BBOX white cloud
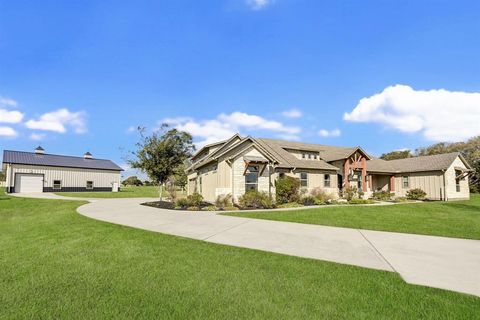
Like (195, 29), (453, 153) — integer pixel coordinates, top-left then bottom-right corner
(25, 108), (87, 134)
(318, 129), (341, 137)
(126, 126), (136, 134)
(0, 126), (18, 137)
(163, 111), (300, 147)
(281, 108), (303, 119)
(344, 84), (480, 142)
(0, 96), (18, 107)
(0, 109), (24, 123)
(246, 0), (274, 10)
(29, 133), (46, 141)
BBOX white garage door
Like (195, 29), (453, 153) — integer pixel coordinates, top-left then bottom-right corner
(15, 174), (44, 193)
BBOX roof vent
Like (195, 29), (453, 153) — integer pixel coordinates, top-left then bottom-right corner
(35, 146), (45, 154)
(84, 152), (93, 159)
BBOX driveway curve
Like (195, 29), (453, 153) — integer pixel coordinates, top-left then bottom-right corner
(13, 193), (480, 297)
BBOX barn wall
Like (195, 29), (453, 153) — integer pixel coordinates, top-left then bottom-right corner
(8, 164), (121, 192)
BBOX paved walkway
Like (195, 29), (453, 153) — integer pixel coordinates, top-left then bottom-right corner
(13, 193), (480, 297)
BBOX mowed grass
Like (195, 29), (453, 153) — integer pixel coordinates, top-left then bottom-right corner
(56, 186), (163, 198)
(225, 194), (480, 240)
(1, 191), (479, 318)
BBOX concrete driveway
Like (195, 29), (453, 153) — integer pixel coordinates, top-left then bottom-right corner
(14, 193), (480, 297)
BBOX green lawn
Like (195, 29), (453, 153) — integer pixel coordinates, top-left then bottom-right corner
(1, 191), (479, 318)
(55, 186), (163, 198)
(225, 194), (480, 240)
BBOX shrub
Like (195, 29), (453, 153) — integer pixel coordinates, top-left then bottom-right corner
(406, 188), (427, 200)
(310, 187), (335, 203)
(371, 190), (394, 201)
(275, 176), (300, 204)
(175, 198), (189, 209)
(348, 198), (373, 205)
(300, 195), (317, 206)
(239, 190), (275, 209)
(186, 192), (204, 208)
(202, 205), (216, 211)
(393, 197), (408, 203)
(343, 186), (358, 201)
(470, 184), (479, 194)
(215, 194), (233, 210)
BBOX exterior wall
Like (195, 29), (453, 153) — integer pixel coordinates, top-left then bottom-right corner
(292, 169), (339, 198)
(232, 147), (271, 201)
(195, 163), (218, 202)
(372, 175), (390, 192)
(394, 171), (444, 200)
(444, 157), (470, 200)
(7, 164), (121, 193)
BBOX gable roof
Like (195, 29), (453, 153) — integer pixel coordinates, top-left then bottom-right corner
(367, 152), (468, 174)
(255, 138), (339, 171)
(3, 150), (123, 171)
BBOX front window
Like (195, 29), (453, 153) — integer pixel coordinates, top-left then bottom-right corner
(86, 181), (93, 190)
(455, 170), (461, 192)
(245, 165), (259, 191)
(324, 174), (331, 188)
(53, 180), (62, 190)
(302, 153), (306, 159)
(402, 176), (409, 188)
(308, 154), (312, 159)
(300, 172), (308, 187)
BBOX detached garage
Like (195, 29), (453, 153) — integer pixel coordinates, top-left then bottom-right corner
(2, 147), (123, 194)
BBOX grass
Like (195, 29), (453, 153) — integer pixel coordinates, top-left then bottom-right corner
(1, 190), (479, 318)
(225, 194), (480, 240)
(56, 186), (167, 198)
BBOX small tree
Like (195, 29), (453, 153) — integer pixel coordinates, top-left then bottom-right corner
(122, 176), (143, 186)
(128, 124), (195, 200)
(0, 171), (5, 182)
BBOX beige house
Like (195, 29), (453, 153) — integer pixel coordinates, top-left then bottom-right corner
(187, 134), (473, 202)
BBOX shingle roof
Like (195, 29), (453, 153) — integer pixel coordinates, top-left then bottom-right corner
(367, 152), (465, 173)
(3, 150), (123, 171)
(255, 138), (340, 171)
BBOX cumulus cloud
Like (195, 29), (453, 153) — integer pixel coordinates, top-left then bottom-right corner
(0, 126), (18, 137)
(344, 84), (480, 142)
(25, 108), (87, 134)
(163, 111), (300, 147)
(246, 0), (274, 10)
(0, 96), (18, 107)
(29, 133), (46, 141)
(318, 129), (341, 137)
(0, 109), (24, 123)
(281, 108), (303, 119)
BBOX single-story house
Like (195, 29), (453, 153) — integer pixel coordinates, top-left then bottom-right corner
(187, 134), (473, 202)
(2, 147), (123, 193)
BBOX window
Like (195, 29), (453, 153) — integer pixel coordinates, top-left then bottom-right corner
(302, 153), (306, 159)
(300, 172), (308, 187)
(308, 154), (312, 159)
(314, 154), (317, 160)
(86, 181), (93, 190)
(53, 180), (62, 190)
(279, 172), (285, 179)
(324, 174), (331, 188)
(245, 165), (259, 191)
(455, 170), (461, 192)
(199, 177), (202, 194)
(402, 176), (409, 188)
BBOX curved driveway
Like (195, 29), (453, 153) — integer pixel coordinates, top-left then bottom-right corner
(14, 193), (480, 297)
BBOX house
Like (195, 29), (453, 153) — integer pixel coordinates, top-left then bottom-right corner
(186, 134), (473, 202)
(2, 147), (123, 193)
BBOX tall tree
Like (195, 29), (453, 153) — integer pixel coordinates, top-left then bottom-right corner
(128, 125), (195, 200)
(380, 150), (412, 160)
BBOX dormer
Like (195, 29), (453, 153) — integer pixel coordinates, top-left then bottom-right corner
(283, 148), (322, 161)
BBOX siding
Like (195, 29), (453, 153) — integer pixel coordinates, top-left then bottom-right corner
(394, 172), (443, 200)
(8, 164), (121, 192)
(232, 147), (271, 201)
(293, 169), (339, 197)
(445, 157), (470, 200)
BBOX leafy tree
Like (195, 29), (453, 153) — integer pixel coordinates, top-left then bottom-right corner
(174, 163), (188, 191)
(380, 150), (412, 160)
(128, 124), (195, 200)
(0, 171), (5, 182)
(122, 176), (143, 186)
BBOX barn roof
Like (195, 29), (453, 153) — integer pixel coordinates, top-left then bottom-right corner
(2, 150), (123, 171)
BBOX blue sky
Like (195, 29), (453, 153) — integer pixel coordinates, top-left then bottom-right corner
(1, 0), (480, 178)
